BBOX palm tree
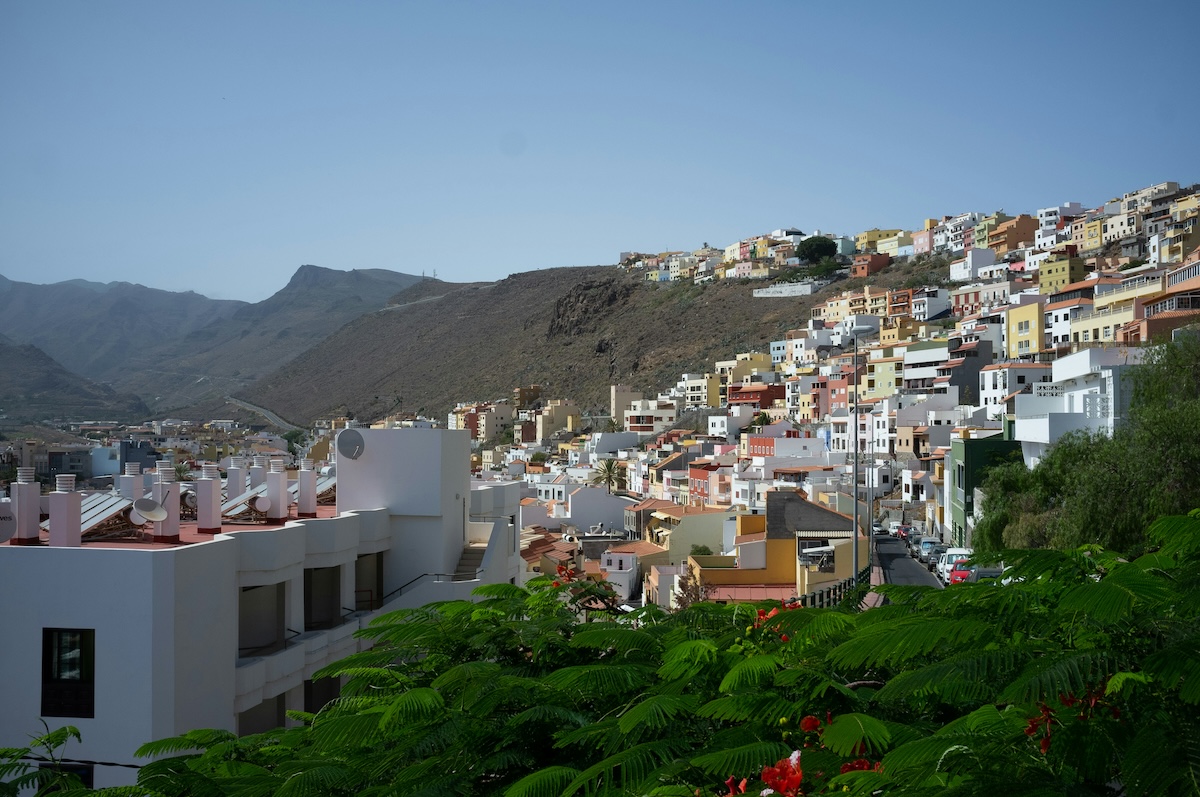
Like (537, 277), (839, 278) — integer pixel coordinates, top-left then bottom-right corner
(590, 459), (623, 494)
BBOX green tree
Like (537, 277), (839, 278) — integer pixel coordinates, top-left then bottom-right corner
(689, 544), (713, 556)
(282, 429), (307, 457)
(590, 458), (624, 493)
(17, 509), (1200, 795)
(976, 335), (1200, 554)
(809, 256), (842, 278)
(796, 236), (838, 264)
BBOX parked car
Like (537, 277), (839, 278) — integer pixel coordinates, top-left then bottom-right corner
(898, 525), (913, 540)
(926, 545), (948, 570)
(918, 539), (942, 564)
(948, 560), (973, 584)
(888, 521), (902, 536)
(938, 547), (973, 582)
(908, 534), (924, 557)
(966, 565), (1005, 583)
(871, 521), (884, 535)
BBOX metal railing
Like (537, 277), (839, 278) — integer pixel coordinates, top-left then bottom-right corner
(791, 566), (872, 609)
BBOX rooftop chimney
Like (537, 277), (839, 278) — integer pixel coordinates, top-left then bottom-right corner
(48, 475), (81, 548)
(197, 464), (222, 534)
(119, 462), (142, 500)
(266, 459), (288, 521)
(151, 462), (180, 543)
(297, 459), (317, 518)
(249, 456), (267, 490)
(227, 457), (247, 498)
(9, 467), (40, 545)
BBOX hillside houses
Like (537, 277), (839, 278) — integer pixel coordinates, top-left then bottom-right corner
(512, 179), (1200, 607)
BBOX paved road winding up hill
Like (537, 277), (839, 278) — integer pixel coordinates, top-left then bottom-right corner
(875, 536), (943, 588)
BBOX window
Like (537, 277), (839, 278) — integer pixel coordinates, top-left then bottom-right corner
(42, 629), (95, 718)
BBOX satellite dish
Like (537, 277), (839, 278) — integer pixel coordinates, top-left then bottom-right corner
(0, 500), (15, 543)
(128, 509), (147, 526)
(252, 495), (271, 512)
(337, 429), (366, 461)
(183, 490), (198, 508)
(132, 498), (168, 523)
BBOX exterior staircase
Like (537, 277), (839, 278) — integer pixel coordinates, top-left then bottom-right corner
(453, 544), (486, 581)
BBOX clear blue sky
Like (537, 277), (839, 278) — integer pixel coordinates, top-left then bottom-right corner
(2, 0), (1195, 301)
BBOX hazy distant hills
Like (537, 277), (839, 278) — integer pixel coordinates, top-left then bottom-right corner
(0, 339), (150, 421)
(0, 266), (423, 414)
(237, 267), (806, 425)
(0, 262), (848, 427)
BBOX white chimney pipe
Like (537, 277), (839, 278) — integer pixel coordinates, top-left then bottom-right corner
(10, 468), (41, 545)
(197, 464), (222, 534)
(48, 475), (81, 548)
(266, 459), (287, 520)
(151, 463), (180, 543)
(119, 462), (142, 500)
(297, 459), (317, 518)
(249, 456), (267, 490)
(227, 457), (246, 498)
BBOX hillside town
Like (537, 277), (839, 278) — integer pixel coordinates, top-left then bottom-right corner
(433, 178), (1200, 606)
(2, 178), (1199, 788)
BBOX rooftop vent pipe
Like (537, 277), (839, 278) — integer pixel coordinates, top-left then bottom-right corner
(48, 475), (81, 548)
(266, 459), (288, 520)
(297, 459), (316, 518)
(152, 462), (180, 543)
(10, 468), (41, 545)
(197, 464), (222, 534)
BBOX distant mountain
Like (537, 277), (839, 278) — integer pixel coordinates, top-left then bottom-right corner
(235, 267), (810, 426)
(0, 273), (243, 380)
(0, 266), (425, 413)
(0, 340), (150, 421)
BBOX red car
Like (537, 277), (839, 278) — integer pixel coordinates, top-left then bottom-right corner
(948, 559), (972, 584)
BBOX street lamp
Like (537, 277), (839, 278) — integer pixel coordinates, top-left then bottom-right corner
(845, 323), (875, 589)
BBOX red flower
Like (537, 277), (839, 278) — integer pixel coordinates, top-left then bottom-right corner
(723, 775), (746, 795)
(551, 581), (561, 587)
(1040, 735), (1051, 755)
(799, 715), (821, 732)
(761, 752), (803, 797)
(839, 758), (873, 774)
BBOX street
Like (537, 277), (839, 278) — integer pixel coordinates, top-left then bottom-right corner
(874, 535), (942, 588)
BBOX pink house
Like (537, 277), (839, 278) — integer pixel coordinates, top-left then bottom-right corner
(913, 229), (933, 256)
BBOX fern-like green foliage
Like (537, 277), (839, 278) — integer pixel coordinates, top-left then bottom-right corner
(12, 511), (1200, 797)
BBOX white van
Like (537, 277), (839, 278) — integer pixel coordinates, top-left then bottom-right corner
(888, 521), (903, 537)
(938, 547), (972, 582)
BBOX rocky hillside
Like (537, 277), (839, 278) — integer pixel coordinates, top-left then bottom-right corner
(235, 267), (824, 425)
(0, 340), (150, 421)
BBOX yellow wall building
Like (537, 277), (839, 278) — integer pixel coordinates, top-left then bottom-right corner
(1006, 301), (1045, 358)
(855, 228), (904, 252)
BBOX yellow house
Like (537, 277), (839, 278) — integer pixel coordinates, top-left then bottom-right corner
(855, 228), (904, 253)
(876, 232), (913, 259)
(1083, 218), (1105, 252)
(1006, 300), (1045, 358)
(863, 285), (890, 317)
(1039, 254), (1088, 295)
(862, 348), (904, 400)
(690, 490), (863, 602)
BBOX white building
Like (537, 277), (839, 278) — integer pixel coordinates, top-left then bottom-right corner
(949, 248), (997, 282)
(0, 428), (522, 788)
(1036, 202), (1085, 250)
(1012, 347), (1146, 467)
